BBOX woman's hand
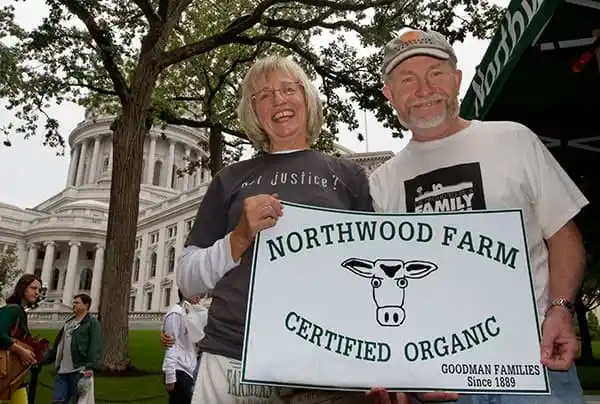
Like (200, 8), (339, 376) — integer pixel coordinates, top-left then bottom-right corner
(160, 331), (175, 348)
(15, 345), (37, 366)
(231, 193), (282, 260)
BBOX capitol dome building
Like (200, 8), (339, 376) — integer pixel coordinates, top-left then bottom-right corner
(0, 111), (394, 317)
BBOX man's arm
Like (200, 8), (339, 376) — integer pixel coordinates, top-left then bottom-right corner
(546, 221), (586, 304)
(85, 318), (103, 372)
(162, 312), (181, 385)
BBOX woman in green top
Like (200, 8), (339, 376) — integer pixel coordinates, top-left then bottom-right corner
(0, 274), (43, 404)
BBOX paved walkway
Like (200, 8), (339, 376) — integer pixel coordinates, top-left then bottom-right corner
(586, 395), (600, 403)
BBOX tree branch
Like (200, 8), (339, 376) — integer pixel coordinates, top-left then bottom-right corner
(159, 113), (248, 141)
(233, 34), (376, 96)
(57, 0), (130, 104)
(293, 0), (398, 11)
(263, 12), (369, 37)
(67, 82), (117, 96)
(158, 0), (169, 20)
(131, 0), (160, 25)
(159, 0), (282, 67)
(159, 0), (398, 68)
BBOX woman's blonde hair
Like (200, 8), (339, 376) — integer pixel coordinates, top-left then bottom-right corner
(237, 55), (324, 152)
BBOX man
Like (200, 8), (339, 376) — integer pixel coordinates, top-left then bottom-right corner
(161, 290), (205, 404)
(43, 293), (102, 403)
(368, 30), (589, 403)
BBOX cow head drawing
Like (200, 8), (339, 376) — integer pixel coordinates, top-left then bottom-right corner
(341, 258), (438, 327)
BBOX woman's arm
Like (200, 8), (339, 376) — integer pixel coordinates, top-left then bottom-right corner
(176, 176), (237, 299)
(0, 305), (22, 350)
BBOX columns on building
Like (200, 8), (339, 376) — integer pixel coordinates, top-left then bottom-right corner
(182, 146), (191, 190)
(146, 135), (157, 184)
(90, 244), (104, 311)
(75, 140), (88, 186)
(87, 136), (102, 184)
(166, 141), (175, 189)
(66, 146), (81, 187)
(25, 243), (38, 274)
(62, 241), (80, 305)
(40, 241), (56, 287)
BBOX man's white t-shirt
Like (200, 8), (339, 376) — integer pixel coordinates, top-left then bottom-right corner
(369, 120), (589, 317)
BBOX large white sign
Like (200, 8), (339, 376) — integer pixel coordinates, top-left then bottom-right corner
(241, 202), (550, 394)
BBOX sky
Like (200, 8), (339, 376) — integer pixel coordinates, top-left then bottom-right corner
(0, 0), (509, 209)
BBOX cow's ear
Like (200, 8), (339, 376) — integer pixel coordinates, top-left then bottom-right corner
(341, 258), (374, 278)
(405, 261), (438, 279)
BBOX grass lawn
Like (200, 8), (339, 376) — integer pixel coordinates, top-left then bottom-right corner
(28, 330), (600, 403)
(31, 329), (167, 404)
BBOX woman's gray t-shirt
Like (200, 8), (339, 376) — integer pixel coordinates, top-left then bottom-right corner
(185, 149), (374, 360)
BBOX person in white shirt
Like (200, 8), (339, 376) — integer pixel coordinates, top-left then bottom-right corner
(162, 291), (204, 404)
(368, 30), (589, 404)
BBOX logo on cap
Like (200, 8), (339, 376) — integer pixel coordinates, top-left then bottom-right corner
(399, 31), (420, 43)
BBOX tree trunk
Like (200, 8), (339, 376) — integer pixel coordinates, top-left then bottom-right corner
(209, 125), (224, 176)
(576, 293), (593, 362)
(98, 65), (161, 372)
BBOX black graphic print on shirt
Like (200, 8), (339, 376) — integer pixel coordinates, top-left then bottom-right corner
(404, 162), (487, 213)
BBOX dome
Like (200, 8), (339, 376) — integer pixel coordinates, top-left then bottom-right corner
(55, 199), (109, 213)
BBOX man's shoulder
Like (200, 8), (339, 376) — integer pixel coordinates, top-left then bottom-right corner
(471, 119), (536, 140)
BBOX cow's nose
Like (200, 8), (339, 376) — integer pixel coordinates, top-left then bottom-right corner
(376, 306), (406, 327)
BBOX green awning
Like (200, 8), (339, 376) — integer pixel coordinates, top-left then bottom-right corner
(460, 0), (563, 119)
(460, 0), (600, 159)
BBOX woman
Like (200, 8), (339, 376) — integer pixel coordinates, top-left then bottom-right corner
(0, 274), (43, 404)
(176, 55), (375, 403)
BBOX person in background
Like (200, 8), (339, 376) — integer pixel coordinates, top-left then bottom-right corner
(369, 29), (588, 404)
(42, 294), (102, 404)
(162, 290), (203, 404)
(0, 274), (43, 404)
(176, 55), (375, 403)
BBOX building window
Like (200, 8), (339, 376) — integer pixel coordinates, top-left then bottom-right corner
(79, 268), (92, 290)
(150, 253), (157, 278)
(34, 268), (42, 278)
(167, 247), (175, 273)
(150, 232), (159, 245)
(152, 160), (163, 186)
(129, 296), (136, 312)
(146, 292), (153, 311)
(164, 288), (171, 307)
(135, 238), (142, 249)
(185, 219), (194, 234)
(51, 268), (60, 290)
(167, 225), (177, 239)
(133, 258), (140, 282)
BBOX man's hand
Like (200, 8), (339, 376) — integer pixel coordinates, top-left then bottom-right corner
(367, 388), (459, 403)
(81, 370), (93, 378)
(165, 383), (175, 392)
(160, 331), (175, 348)
(540, 306), (578, 370)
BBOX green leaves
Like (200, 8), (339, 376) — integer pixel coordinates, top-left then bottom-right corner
(0, 0), (503, 162)
(0, 248), (22, 299)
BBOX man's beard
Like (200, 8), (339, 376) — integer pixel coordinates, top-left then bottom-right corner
(399, 96), (459, 131)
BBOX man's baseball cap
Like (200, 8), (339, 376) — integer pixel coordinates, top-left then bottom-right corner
(382, 30), (457, 75)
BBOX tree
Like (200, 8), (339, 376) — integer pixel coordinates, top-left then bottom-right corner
(0, 0), (503, 371)
(588, 311), (600, 341)
(576, 252), (600, 362)
(0, 248), (22, 301)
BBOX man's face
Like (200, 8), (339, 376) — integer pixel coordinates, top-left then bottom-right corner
(383, 55), (462, 131)
(72, 297), (87, 313)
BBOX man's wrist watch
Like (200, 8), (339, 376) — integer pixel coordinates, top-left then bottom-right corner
(546, 297), (575, 317)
